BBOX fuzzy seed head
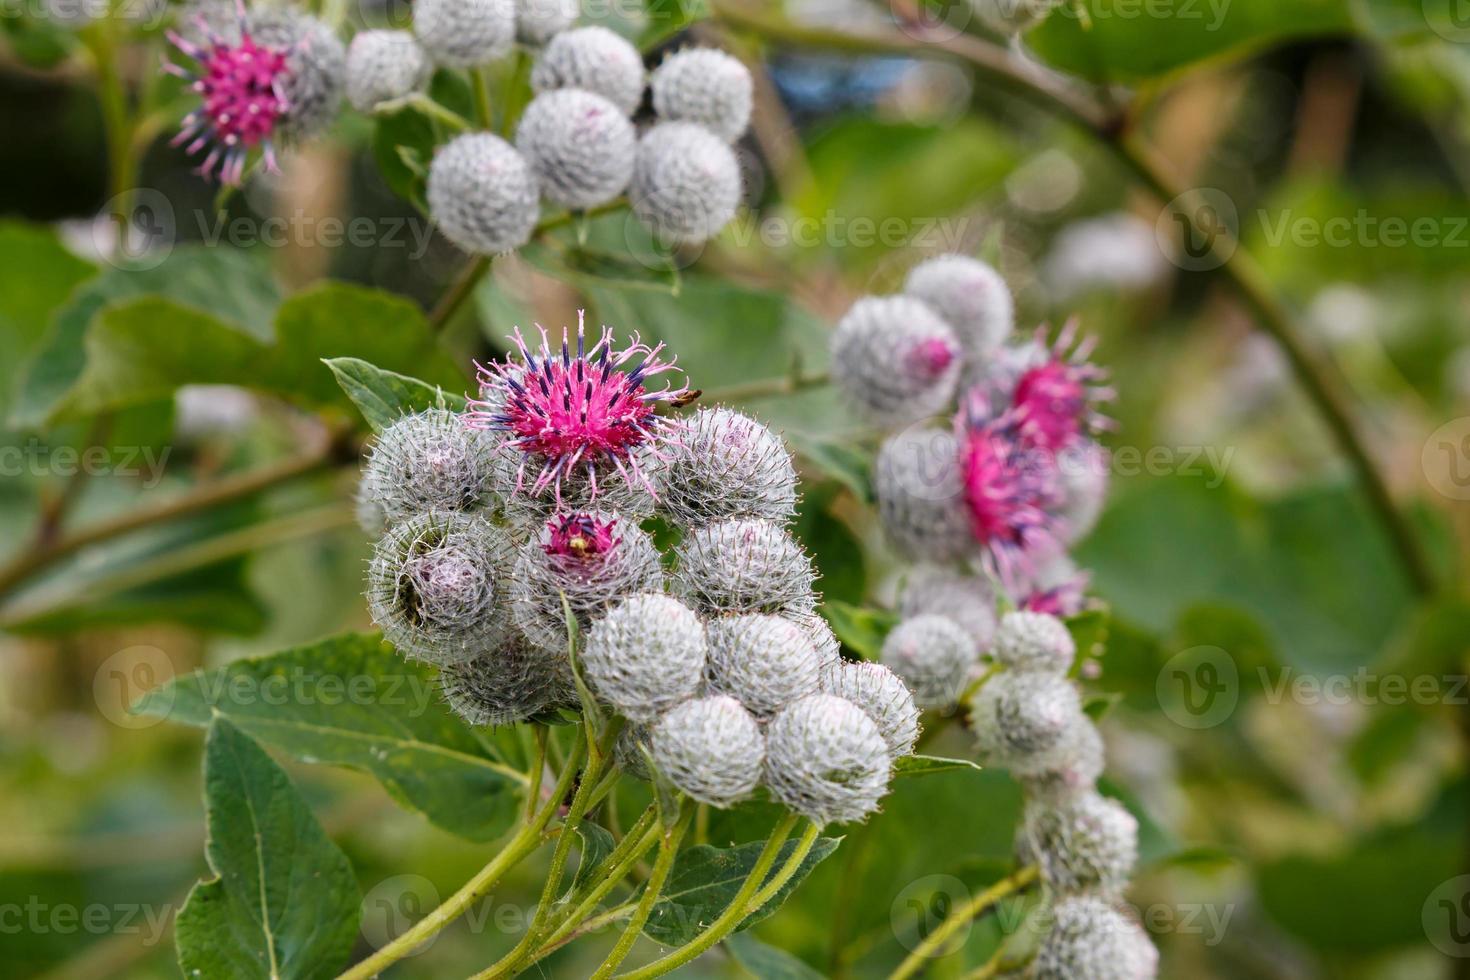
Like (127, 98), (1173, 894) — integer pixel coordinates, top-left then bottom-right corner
(515, 89), (636, 210)
(649, 48), (753, 142)
(880, 614), (979, 709)
(898, 564), (997, 651)
(970, 671), (1083, 762)
(830, 296), (962, 426)
(531, 26), (645, 115)
(1033, 896), (1158, 980)
(511, 512), (664, 653)
(672, 518), (817, 617)
(440, 634), (572, 726)
(1020, 791), (1138, 898)
(413, 0), (514, 68)
(873, 428), (974, 563)
(582, 593), (708, 722)
(515, 0), (578, 45)
(994, 610), (1074, 673)
(903, 255), (1013, 358)
(361, 409), (501, 525)
(764, 693), (892, 825)
(366, 511), (515, 665)
(656, 407), (797, 528)
(346, 30), (431, 112)
(630, 121), (742, 245)
(427, 132), (541, 255)
(705, 614), (823, 718)
(652, 695), (765, 807)
(821, 660), (920, 758)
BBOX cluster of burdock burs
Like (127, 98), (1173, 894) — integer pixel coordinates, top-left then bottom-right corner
(360, 318), (919, 827)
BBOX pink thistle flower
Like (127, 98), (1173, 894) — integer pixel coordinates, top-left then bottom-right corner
(1020, 573), (1089, 618)
(542, 512), (621, 562)
(166, 2), (293, 185)
(1011, 319), (1114, 454)
(467, 312), (690, 503)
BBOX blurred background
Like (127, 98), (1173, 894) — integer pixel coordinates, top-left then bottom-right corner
(1, 0), (1468, 976)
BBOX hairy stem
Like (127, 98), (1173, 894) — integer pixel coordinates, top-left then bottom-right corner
(531, 805), (662, 956)
(588, 801), (697, 979)
(887, 865), (1040, 980)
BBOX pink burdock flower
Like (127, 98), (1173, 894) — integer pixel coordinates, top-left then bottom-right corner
(467, 313), (691, 502)
(543, 511), (620, 561)
(1021, 572), (1089, 618)
(1011, 320), (1114, 453)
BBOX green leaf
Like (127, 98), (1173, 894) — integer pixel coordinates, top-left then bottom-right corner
(725, 931), (827, 979)
(175, 718), (359, 980)
(324, 357), (468, 432)
(1065, 606), (1110, 663)
(0, 222), (95, 412)
(1081, 690), (1122, 721)
(785, 434), (874, 504)
(643, 836), (842, 945)
(821, 601), (898, 662)
(893, 754), (985, 777)
(525, 240), (682, 295)
(567, 822), (618, 898)
(133, 632), (527, 841)
(372, 106), (436, 207)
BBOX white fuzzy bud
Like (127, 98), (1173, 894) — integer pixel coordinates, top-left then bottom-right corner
(427, 133), (541, 255)
(656, 408), (797, 528)
(672, 518), (816, 617)
(1034, 896), (1158, 980)
(1020, 791), (1138, 898)
(880, 614), (979, 709)
(873, 428), (974, 563)
(652, 695), (765, 807)
(994, 610), (1075, 673)
(765, 693), (892, 825)
(361, 409), (501, 525)
(821, 660), (920, 758)
(582, 593), (708, 723)
(366, 512), (515, 665)
(440, 634), (572, 726)
(971, 672), (1085, 775)
(630, 122), (742, 245)
(251, 11), (346, 140)
(705, 614), (823, 718)
(515, 0), (577, 45)
(1020, 715), (1105, 798)
(804, 615), (843, 671)
(898, 565), (997, 652)
(830, 296), (962, 426)
(649, 48), (752, 142)
(413, 0), (515, 68)
(531, 26), (645, 115)
(902, 255), (1013, 359)
(515, 89), (636, 210)
(346, 30), (432, 112)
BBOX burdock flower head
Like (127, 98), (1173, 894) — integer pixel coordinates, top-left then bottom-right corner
(167, 1), (344, 184)
(466, 314), (691, 504)
(1010, 321), (1114, 454)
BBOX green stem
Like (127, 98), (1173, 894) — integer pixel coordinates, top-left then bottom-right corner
(335, 739), (588, 980)
(587, 801), (696, 979)
(886, 866), (1040, 980)
(532, 805), (661, 955)
(472, 68), (495, 129)
(614, 817), (814, 980)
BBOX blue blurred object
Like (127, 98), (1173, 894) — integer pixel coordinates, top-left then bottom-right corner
(768, 54), (915, 118)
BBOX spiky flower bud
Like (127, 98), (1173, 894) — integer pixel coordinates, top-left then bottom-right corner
(413, 0), (514, 68)
(427, 133), (541, 255)
(830, 296), (962, 426)
(652, 695), (765, 807)
(515, 89), (636, 210)
(1033, 896), (1158, 980)
(805, 615), (843, 671)
(649, 48), (752, 142)
(1020, 791), (1138, 898)
(1019, 714), (1105, 796)
(361, 409), (501, 525)
(582, 593), (708, 723)
(898, 564), (997, 651)
(902, 255), (1013, 358)
(440, 634), (571, 726)
(764, 693), (892, 825)
(346, 30), (431, 112)
(705, 614), (823, 718)
(531, 26), (645, 116)
(994, 610), (1074, 673)
(821, 660), (920, 758)
(880, 614), (979, 709)
(873, 428), (974, 563)
(497, 454), (658, 533)
(366, 512), (515, 665)
(672, 518), (816, 617)
(615, 723), (653, 780)
(511, 512), (664, 653)
(970, 671), (1082, 760)
(656, 407), (797, 528)
(629, 122), (742, 245)
(515, 0), (577, 46)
